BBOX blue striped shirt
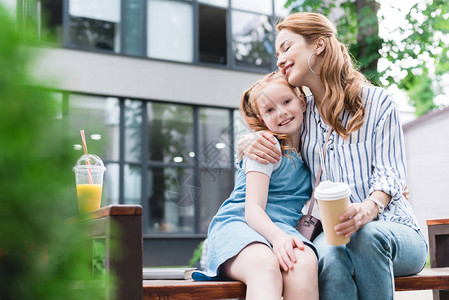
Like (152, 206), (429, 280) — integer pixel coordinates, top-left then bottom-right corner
(301, 85), (421, 232)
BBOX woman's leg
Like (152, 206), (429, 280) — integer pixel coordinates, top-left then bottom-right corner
(282, 245), (319, 300)
(314, 233), (357, 300)
(346, 221), (427, 300)
(222, 242), (282, 300)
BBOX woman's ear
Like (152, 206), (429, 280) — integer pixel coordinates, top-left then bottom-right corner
(315, 37), (326, 56)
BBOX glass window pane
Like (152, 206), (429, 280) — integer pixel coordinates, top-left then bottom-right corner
(68, 95), (120, 161)
(275, 0), (289, 17)
(147, 102), (194, 164)
(103, 163), (119, 205)
(124, 164), (142, 204)
(233, 108), (252, 152)
(199, 4), (227, 65)
(125, 100), (143, 163)
(232, 0), (272, 15)
(232, 11), (274, 70)
(198, 0), (228, 7)
(198, 108), (231, 168)
(147, 0), (193, 62)
(68, 0), (121, 52)
(147, 167), (196, 233)
(123, 0), (144, 55)
(199, 169), (233, 233)
(41, 0), (63, 43)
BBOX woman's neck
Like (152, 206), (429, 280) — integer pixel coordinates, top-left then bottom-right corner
(307, 80), (326, 110)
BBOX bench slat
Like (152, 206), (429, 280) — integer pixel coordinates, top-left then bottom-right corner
(395, 267), (449, 291)
(143, 268), (449, 299)
(143, 280), (246, 300)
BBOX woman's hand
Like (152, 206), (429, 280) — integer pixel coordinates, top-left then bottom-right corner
(237, 131), (281, 164)
(271, 234), (305, 272)
(334, 201), (378, 238)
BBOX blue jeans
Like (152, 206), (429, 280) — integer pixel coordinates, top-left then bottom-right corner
(314, 220), (428, 300)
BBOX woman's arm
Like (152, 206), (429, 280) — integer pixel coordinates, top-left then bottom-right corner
(245, 171), (305, 271)
(237, 132), (282, 164)
(336, 95), (405, 237)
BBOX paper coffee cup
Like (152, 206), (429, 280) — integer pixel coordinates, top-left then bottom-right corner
(315, 181), (351, 246)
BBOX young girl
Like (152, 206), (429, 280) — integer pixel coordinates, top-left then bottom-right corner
(192, 72), (319, 300)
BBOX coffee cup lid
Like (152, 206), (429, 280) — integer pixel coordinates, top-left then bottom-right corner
(314, 181), (351, 201)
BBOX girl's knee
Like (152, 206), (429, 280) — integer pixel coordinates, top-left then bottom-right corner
(232, 243), (281, 278)
(295, 246), (318, 271)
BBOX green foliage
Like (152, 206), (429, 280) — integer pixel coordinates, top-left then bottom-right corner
(189, 241), (204, 268)
(284, 0), (382, 84)
(0, 4), (103, 300)
(382, 0), (447, 116)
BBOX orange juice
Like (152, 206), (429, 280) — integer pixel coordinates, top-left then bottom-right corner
(76, 184), (102, 214)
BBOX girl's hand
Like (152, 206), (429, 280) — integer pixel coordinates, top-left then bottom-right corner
(237, 131), (281, 164)
(271, 234), (305, 271)
(334, 201), (378, 238)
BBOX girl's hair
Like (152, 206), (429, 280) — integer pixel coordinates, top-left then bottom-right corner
(277, 12), (369, 138)
(240, 71), (305, 156)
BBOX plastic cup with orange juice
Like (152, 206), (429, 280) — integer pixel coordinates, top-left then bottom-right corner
(73, 154), (106, 214)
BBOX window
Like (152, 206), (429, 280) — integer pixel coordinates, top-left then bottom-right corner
(22, 0), (281, 71)
(68, 95), (120, 205)
(68, 0), (121, 51)
(232, 10), (274, 70)
(123, 0), (145, 55)
(198, 0), (227, 7)
(147, 102), (194, 164)
(68, 95), (120, 161)
(198, 4), (227, 65)
(147, 0), (194, 62)
(232, 0), (272, 15)
(64, 93), (237, 235)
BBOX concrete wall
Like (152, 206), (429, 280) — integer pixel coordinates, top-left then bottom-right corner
(403, 107), (449, 240)
(32, 47), (263, 108)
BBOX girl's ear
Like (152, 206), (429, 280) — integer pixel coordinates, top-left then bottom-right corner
(315, 37), (326, 56)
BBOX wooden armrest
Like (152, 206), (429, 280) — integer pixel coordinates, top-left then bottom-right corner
(427, 218), (449, 226)
(66, 204), (142, 224)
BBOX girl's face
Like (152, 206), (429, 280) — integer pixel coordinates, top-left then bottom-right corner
(256, 81), (305, 138)
(275, 29), (317, 87)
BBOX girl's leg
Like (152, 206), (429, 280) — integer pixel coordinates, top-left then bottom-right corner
(282, 245), (319, 300)
(222, 242), (282, 300)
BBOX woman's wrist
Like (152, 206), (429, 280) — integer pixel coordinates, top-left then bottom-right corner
(362, 199), (380, 221)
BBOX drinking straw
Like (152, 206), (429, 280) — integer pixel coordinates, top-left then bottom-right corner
(80, 130), (93, 184)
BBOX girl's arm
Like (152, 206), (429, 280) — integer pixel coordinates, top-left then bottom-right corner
(245, 171), (305, 272)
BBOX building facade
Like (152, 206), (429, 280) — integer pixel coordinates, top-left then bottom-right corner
(403, 106), (449, 242)
(11, 0), (289, 266)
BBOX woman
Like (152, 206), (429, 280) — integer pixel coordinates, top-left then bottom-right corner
(238, 12), (427, 300)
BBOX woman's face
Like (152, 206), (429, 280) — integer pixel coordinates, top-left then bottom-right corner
(275, 29), (317, 87)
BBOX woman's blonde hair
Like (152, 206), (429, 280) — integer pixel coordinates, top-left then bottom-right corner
(240, 71), (305, 156)
(277, 12), (369, 138)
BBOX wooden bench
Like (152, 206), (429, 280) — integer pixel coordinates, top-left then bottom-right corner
(142, 267), (449, 299)
(77, 207), (449, 299)
(142, 218), (449, 300)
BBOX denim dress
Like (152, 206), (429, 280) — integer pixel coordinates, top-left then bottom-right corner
(193, 149), (313, 281)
